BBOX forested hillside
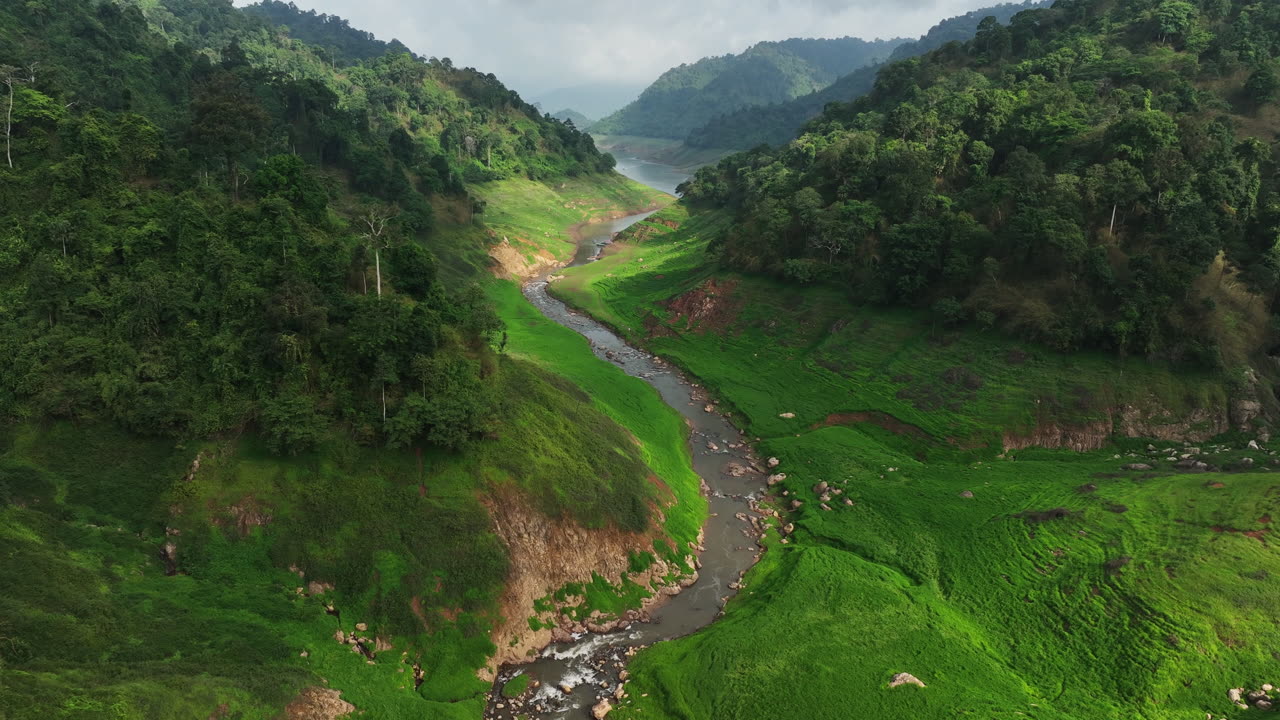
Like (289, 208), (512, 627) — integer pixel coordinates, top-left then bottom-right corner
(687, 1), (1050, 150)
(241, 0), (412, 65)
(0, 0), (613, 445)
(592, 36), (905, 140)
(681, 0), (1280, 367)
(0, 0), (689, 716)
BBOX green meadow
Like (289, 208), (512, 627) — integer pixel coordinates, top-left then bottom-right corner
(554, 206), (1280, 719)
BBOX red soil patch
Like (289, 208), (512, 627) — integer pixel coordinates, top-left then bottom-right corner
(661, 278), (743, 334)
(1261, 515), (1272, 524)
(1210, 526), (1270, 545)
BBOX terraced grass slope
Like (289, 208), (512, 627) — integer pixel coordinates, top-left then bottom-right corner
(552, 206), (1280, 719)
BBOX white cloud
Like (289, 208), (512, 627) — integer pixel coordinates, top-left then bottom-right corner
(246, 0), (1011, 95)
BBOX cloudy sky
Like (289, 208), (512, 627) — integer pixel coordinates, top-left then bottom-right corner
(240, 0), (1010, 97)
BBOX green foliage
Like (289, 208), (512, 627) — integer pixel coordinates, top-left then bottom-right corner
(682, 0), (1280, 364)
(241, 0), (406, 66)
(500, 673), (530, 698)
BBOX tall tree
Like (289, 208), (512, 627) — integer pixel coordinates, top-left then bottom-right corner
(359, 205), (399, 297)
(0, 65), (22, 169)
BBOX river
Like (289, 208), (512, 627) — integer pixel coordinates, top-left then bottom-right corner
(484, 165), (770, 718)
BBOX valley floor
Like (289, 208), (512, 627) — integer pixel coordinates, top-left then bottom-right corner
(551, 205), (1280, 720)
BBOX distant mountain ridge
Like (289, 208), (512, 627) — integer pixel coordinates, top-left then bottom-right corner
(551, 108), (594, 128)
(686, 0), (1052, 151)
(532, 82), (646, 122)
(593, 35), (906, 141)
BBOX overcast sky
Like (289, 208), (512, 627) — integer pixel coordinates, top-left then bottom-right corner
(238, 0), (1012, 97)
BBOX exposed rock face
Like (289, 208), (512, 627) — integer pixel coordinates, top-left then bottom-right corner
(1003, 398), (1246, 452)
(212, 497), (273, 537)
(489, 236), (558, 279)
(481, 486), (679, 674)
(284, 687), (355, 720)
(888, 673), (926, 689)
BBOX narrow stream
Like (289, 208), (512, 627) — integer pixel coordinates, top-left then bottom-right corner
(485, 171), (770, 719)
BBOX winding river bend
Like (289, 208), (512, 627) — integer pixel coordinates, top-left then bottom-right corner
(485, 166), (769, 719)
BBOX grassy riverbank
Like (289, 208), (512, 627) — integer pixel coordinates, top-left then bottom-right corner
(553, 206), (1280, 720)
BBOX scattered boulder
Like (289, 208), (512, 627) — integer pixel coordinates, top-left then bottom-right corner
(307, 581), (334, 596)
(960, 490), (975, 499)
(1122, 463), (1154, 471)
(1249, 440), (1261, 450)
(779, 412), (796, 419)
(355, 623), (368, 632)
(791, 500), (804, 510)
(814, 481), (829, 494)
(767, 473), (787, 486)
(284, 687), (355, 720)
(888, 673), (926, 689)
(591, 699), (612, 719)
(767, 457), (781, 468)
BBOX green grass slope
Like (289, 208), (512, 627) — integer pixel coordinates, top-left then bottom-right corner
(0, 346), (688, 716)
(552, 206), (1280, 719)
